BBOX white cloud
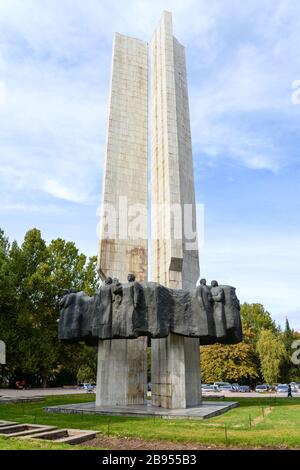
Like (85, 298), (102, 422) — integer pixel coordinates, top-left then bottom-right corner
(44, 179), (86, 203)
(0, 202), (63, 214)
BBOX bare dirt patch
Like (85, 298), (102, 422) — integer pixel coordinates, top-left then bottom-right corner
(81, 435), (220, 450)
(80, 434), (297, 451)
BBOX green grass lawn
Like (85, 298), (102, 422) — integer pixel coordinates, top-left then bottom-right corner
(0, 435), (84, 450)
(0, 394), (300, 449)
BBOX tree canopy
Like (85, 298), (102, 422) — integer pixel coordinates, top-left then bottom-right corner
(0, 227), (99, 387)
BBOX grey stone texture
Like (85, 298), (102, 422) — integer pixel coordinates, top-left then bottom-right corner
(58, 282), (242, 344)
(95, 33), (149, 406)
(150, 11), (201, 408)
(44, 400), (239, 420)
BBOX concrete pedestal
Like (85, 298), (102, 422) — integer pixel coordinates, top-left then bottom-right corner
(45, 401), (238, 420)
(96, 337), (147, 406)
(151, 334), (201, 409)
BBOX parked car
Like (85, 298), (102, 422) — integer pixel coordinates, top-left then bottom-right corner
(231, 383), (240, 391)
(201, 384), (219, 392)
(255, 384), (270, 393)
(239, 385), (251, 393)
(213, 382), (233, 391)
(276, 384), (289, 393)
(82, 383), (95, 393)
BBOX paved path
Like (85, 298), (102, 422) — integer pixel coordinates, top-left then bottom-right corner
(0, 387), (86, 398)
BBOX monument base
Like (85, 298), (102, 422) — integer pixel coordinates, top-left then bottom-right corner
(44, 400), (238, 420)
(96, 337), (147, 406)
(152, 335), (201, 408)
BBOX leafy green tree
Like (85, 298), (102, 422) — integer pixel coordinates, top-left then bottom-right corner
(200, 328), (259, 384)
(241, 303), (277, 343)
(82, 256), (100, 296)
(280, 318), (294, 382)
(0, 227), (99, 387)
(256, 329), (287, 384)
(77, 365), (96, 384)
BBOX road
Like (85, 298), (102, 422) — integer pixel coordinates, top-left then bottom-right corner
(202, 390), (300, 398)
(0, 387), (87, 398)
(1, 387), (299, 400)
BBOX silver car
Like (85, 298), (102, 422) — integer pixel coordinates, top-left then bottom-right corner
(255, 384), (269, 393)
(214, 382), (233, 391)
(276, 384), (289, 393)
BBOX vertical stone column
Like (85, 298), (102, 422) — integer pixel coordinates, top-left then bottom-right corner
(151, 11), (201, 408)
(96, 34), (148, 407)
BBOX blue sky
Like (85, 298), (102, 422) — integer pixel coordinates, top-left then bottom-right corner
(0, 0), (299, 329)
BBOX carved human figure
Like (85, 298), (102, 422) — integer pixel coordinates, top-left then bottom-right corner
(194, 278), (214, 337)
(58, 288), (92, 342)
(111, 273), (146, 337)
(91, 277), (113, 339)
(108, 277), (122, 337)
(112, 277), (123, 307)
(127, 273), (147, 336)
(127, 274), (144, 311)
(197, 279), (213, 311)
(221, 285), (243, 343)
(210, 280), (226, 338)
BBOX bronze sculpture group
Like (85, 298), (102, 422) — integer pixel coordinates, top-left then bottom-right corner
(58, 275), (242, 346)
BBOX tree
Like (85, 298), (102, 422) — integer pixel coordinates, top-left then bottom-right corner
(256, 329), (287, 384)
(282, 318), (293, 353)
(279, 318), (294, 382)
(77, 366), (96, 384)
(241, 303), (277, 344)
(82, 256), (100, 296)
(200, 328), (259, 384)
(0, 227), (99, 387)
(76, 346), (97, 384)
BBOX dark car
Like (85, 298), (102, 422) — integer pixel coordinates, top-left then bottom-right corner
(239, 385), (251, 393)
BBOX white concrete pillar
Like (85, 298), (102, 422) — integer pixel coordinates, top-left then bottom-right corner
(96, 33), (148, 406)
(150, 12), (201, 408)
(96, 337), (147, 406)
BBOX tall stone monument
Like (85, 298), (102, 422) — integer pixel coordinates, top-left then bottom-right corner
(151, 12), (201, 408)
(58, 11), (242, 412)
(96, 33), (148, 406)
